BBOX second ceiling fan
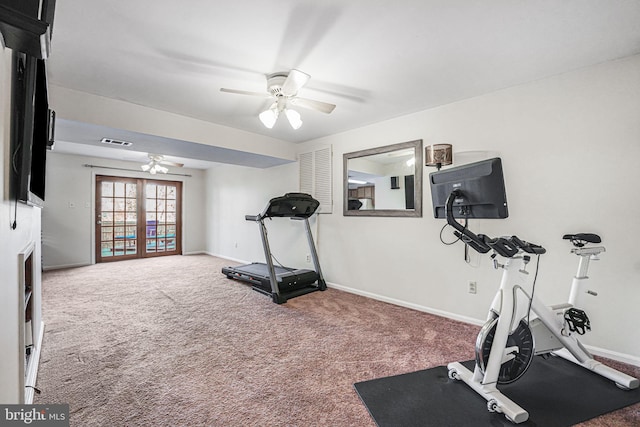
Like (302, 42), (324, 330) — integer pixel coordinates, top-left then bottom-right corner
(141, 154), (183, 174)
(220, 69), (336, 129)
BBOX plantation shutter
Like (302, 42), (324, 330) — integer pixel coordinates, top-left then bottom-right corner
(299, 146), (332, 213)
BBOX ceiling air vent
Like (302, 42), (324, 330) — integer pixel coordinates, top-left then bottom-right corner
(101, 138), (133, 147)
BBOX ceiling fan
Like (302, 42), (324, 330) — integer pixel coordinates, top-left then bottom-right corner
(220, 69), (336, 129)
(141, 154), (183, 174)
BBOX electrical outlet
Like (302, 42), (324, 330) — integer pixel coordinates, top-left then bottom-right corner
(468, 281), (477, 294)
(306, 254), (311, 263)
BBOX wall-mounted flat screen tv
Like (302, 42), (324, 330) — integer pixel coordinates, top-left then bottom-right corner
(429, 157), (508, 219)
(10, 51), (55, 208)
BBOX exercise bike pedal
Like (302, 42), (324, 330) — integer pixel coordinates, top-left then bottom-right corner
(564, 308), (591, 335)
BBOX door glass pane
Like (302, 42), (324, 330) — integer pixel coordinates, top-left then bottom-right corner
(166, 238), (176, 250)
(101, 228), (113, 241)
(101, 198), (113, 211)
(114, 182), (125, 197)
(126, 183), (136, 198)
(114, 198), (125, 211)
(144, 183), (178, 255)
(102, 182), (113, 197)
(99, 179), (137, 261)
(101, 242), (113, 257)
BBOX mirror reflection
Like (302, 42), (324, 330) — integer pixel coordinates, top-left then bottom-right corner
(343, 139), (423, 217)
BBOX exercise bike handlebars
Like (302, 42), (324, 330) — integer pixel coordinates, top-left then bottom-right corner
(445, 190), (546, 258)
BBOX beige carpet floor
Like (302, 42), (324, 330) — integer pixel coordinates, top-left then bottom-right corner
(35, 254), (639, 426)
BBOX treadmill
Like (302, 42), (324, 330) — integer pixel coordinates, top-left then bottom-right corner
(222, 193), (327, 304)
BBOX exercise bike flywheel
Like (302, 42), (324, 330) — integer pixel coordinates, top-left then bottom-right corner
(475, 317), (534, 384)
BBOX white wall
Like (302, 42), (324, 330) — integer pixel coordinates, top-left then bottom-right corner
(205, 161), (316, 269)
(209, 54), (640, 363)
(0, 44), (43, 402)
(42, 151), (207, 269)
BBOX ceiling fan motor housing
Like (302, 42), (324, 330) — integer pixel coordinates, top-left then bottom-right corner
(266, 72), (289, 96)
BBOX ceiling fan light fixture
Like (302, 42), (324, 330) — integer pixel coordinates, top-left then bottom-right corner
(148, 163), (168, 175)
(221, 68), (335, 131)
(141, 154), (181, 174)
(259, 108), (278, 129)
(285, 109), (302, 130)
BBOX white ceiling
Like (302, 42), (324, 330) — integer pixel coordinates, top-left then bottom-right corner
(47, 0), (640, 169)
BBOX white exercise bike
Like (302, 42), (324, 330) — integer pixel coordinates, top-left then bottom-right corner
(444, 193), (639, 424)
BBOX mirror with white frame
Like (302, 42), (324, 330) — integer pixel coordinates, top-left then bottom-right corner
(343, 139), (423, 217)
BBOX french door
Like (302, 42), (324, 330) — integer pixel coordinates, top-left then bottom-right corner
(95, 176), (182, 262)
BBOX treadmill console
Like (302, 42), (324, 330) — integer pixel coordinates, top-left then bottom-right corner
(262, 193), (319, 219)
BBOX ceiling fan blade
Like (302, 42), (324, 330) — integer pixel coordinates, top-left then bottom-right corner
(159, 160), (184, 167)
(290, 97), (336, 114)
(281, 69), (310, 97)
(220, 88), (271, 98)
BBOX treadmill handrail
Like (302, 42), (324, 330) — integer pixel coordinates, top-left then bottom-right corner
(245, 214), (261, 221)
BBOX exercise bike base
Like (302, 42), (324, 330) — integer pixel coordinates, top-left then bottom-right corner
(552, 348), (639, 390)
(447, 362), (529, 424)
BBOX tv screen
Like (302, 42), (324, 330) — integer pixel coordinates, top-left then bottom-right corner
(429, 157), (508, 219)
(10, 52), (52, 207)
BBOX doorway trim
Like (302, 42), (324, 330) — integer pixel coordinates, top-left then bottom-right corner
(95, 175), (183, 262)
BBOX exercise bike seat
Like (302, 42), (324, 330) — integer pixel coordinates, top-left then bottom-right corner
(563, 233), (601, 247)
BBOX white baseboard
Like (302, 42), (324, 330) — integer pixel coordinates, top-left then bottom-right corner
(24, 321), (44, 404)
(45, 252), (210, 268)
(208, 252), (250, 264)
(585, 345), (640, 367)
(327, 281), (485, 327)
(327, 281), (640, 367)
(43, 262), (91, 271)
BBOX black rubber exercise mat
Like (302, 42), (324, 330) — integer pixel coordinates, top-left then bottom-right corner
(354, 356), (640, 426)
